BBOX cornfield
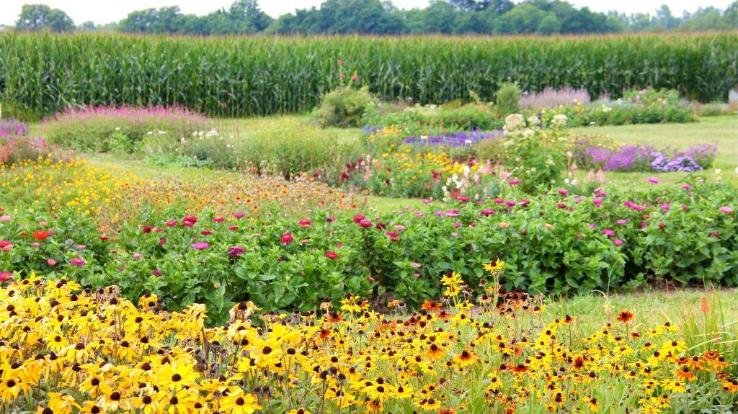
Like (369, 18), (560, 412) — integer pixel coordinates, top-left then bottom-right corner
(0, 32), (736, 117)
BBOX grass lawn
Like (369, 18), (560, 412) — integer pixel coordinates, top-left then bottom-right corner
(571, 115), (738, 187)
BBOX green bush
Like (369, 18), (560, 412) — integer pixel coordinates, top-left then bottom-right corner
(496, 82), (521, 115)
(44, 106), (212, 152)
(315, 86), (376, 128)
(367, 103), (503, 135)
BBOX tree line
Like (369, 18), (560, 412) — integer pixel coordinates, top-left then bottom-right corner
(10, 0), (738, 35)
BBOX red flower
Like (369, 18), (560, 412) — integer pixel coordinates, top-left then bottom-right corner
(213, 216), (224, 223)
(298, 218), (312, 228)
(99, 234), (109, 241)
(0, 240), (13, 251)
(142, 225), (153, 234)
(358, 219), (372, 228)
(0, 271), (12, 282)
(280, 232), (294, 245)
(33, 230), (51, 241)
(166, 220), (177, 228)
(182, 215), (197, 227)
(385, 231), (400, 242)
(353, 214), (366, 224)
(325, 251), (338, 260)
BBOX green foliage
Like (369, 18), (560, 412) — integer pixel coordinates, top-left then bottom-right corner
(315, 86), (376, 128)
(43, 107), (212, 153)
(368, 103), (502, 135)
(15, 4), (74, 33)
(3, 179), (737, 320)
(1, 33), (736, 118)
(496, 82), (521, 115)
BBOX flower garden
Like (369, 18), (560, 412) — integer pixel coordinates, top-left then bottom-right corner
(1, 32), (738, 413)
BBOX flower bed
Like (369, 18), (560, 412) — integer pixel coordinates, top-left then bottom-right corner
(2, 160), (736, 322)
(0, 274), (735, 413)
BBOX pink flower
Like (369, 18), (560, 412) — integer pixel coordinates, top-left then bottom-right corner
(0, 271), (12, 282)
(602, 228), (615, 237)
(394, 224), (405, 231)
(593, 197), (603, 208)
(558, 188), (569, 196)
(166, 219), (177, 228)
(445, 209), (459, 217)
(556, 202), (567, 209)
(353, 214), (366, 224)
(507, 178), (520, 186)
(719, 206), (734, 214)
(152, 269), (162, 277)
(646, 176), (660, 185)
(47, 258), (57, 267)
(70, 258), (86, 267)
(159, 237), (167, 246)
(213, 216), (224, 223)
(324, 251), (338, 260)
(280, 232), (294, 245)
(681, 183), (692, 191)
(518, 199), (530, 207)
(132, 253), (143, 261)
(228, 246), (245, 258)
(616, 219), (628, 225)
(358, 219), (372, 228)
(0, 215), (11, 222)
(660, 203), (670, 212)
(613, 239), (624, 246)
(298, 218), (312, 228)
(481, 208), (495, 217)
(192, 241), (209, 250)
(0, 240), (12, 252)
(453, 222), (461, 229)
(233, 211), (246, 219)
(182, 215), (198, 227)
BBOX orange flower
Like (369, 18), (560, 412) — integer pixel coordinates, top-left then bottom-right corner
(33, 230), (51, 241)
(616, 310), (634, 323)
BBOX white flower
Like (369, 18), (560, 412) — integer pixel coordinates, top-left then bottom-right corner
(522, 128), (534, 139)
(526, 115), (540, 126)
(551, 114), (568, 127)
(504, 114), (525, 131)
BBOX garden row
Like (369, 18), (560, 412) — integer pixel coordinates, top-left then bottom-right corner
(3, 275), (736, 413)
(1, 160), (735, 323)
(1, 32), (736, 118)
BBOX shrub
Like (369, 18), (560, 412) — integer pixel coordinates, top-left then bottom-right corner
(496, 82), (521, 115)
(315, 86), (376, 128)
(367, 103), (503, 135)
(0, 118), (28, 137)
(44, 105), (212, 152)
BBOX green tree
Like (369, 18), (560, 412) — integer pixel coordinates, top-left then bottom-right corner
(15, 4), (74, 32)
(537, 13), (561, 34)
(423, 1), (458, 33)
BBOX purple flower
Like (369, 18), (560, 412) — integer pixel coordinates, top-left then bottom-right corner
(405, 129), (503, 147)
(192, 242), (209, 250)
(228, 246), (245, 258)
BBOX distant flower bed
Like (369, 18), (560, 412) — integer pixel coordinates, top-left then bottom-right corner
(404, 129), (503, 147)
(0, 119), (51, 164)
(575, 139), (716, 173)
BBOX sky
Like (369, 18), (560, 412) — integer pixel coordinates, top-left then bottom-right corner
(0, 0), (734, 26)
